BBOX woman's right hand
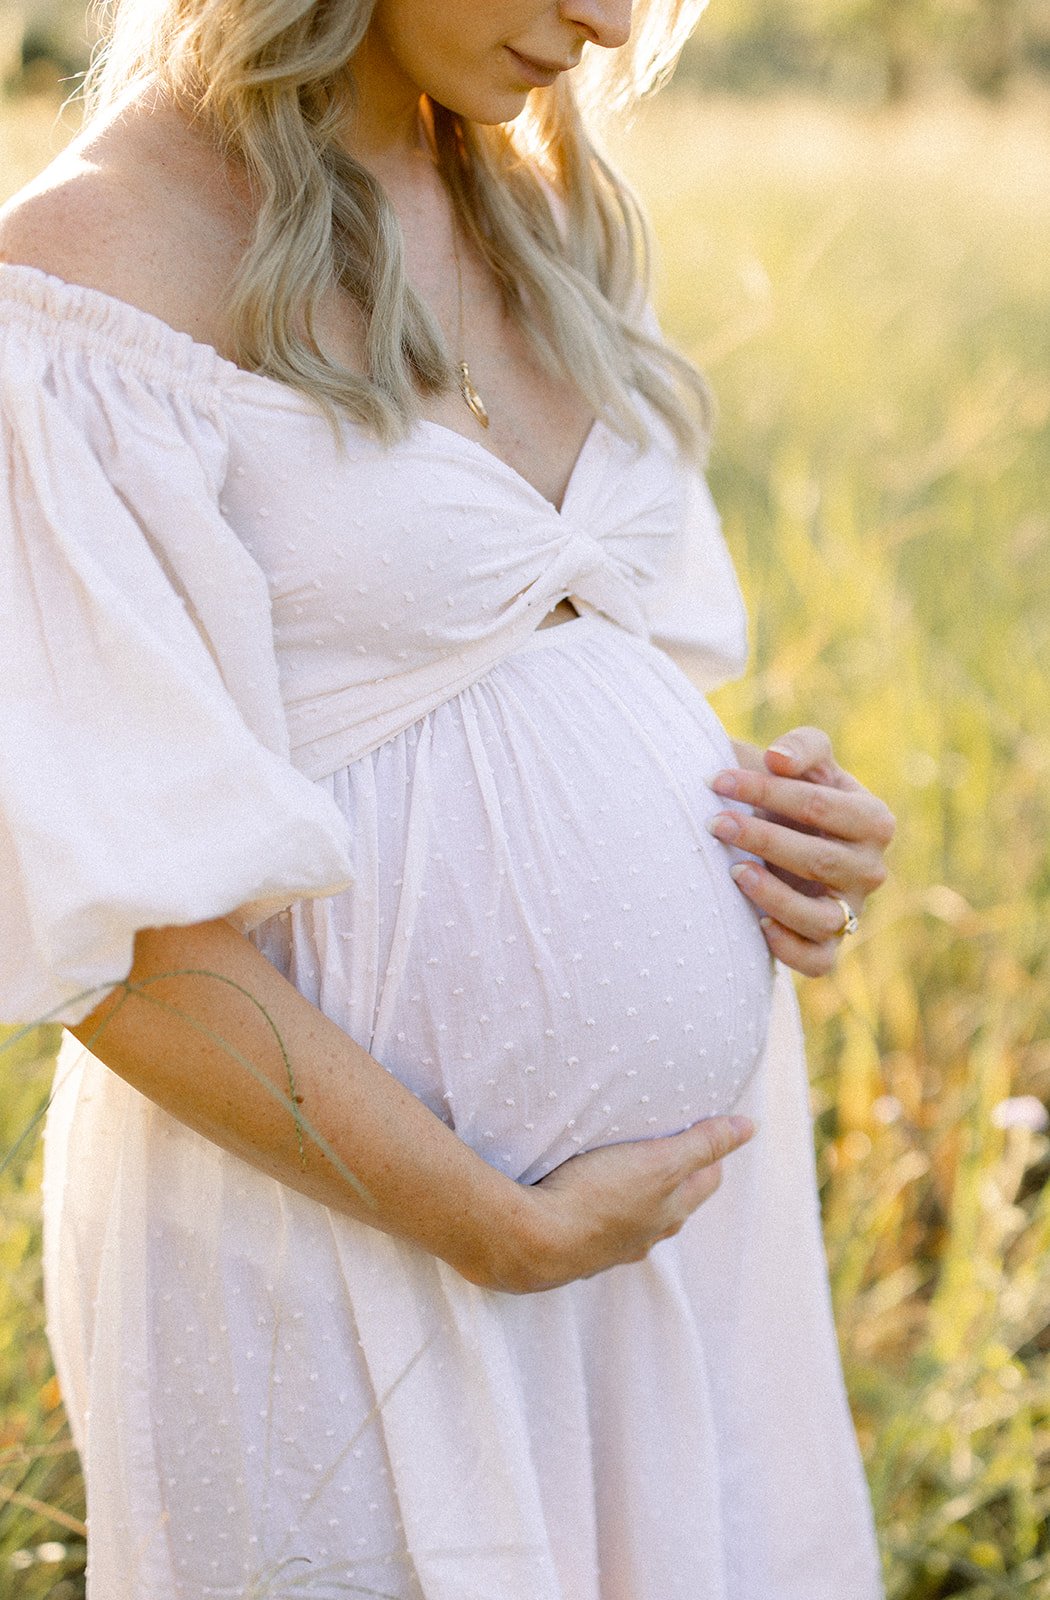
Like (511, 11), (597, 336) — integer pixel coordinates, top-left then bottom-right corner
(492, 1114), (755, 1294)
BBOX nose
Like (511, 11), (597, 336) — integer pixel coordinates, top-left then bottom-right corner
(560, 0), (633, 50)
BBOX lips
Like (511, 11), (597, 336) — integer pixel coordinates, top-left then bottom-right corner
(506, 47), (578, 88)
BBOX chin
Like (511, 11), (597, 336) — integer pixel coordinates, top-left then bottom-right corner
(433, 85), (533, 126)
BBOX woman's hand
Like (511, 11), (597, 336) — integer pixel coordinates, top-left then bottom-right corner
(707, 726), (895, 978)
(506, 1114), (755, 1293)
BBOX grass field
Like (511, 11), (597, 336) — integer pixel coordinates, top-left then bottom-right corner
(2, 88), (1049, 1598)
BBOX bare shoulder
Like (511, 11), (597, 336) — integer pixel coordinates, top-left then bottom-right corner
(0, 90), (251, 352)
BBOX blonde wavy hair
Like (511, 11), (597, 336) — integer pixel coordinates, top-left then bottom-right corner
(85, 0), (712, 452)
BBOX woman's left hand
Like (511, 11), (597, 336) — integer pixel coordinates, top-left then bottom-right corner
(708, 727), (896, 977)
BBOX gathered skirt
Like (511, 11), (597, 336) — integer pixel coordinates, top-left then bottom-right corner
(42, 618), (883, 1598)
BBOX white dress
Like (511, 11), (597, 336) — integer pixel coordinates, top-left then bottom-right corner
(0, 264), (884, 1600)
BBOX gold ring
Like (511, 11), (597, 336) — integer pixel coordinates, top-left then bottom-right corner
(832, 897), (859, 937)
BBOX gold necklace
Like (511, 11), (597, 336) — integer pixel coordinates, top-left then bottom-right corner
(451, 220), (490, 429)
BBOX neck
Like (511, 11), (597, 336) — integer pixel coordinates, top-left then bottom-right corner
(343, 27), (429, 172)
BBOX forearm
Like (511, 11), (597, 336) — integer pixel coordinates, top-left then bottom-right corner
(70, 916), (538, 1289)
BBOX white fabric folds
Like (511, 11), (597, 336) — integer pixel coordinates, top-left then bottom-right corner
(0, 275), (357, 1024)
(0, 264), (745, 1022)
(1, 263), (883, 1600)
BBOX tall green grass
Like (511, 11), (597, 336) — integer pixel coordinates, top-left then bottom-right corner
(614, 92), (1050, 1596)
(2, 89), (1049, 1598)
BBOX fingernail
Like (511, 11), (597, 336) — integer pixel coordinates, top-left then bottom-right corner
(767, 742), (794, 759)
(729, 862), (754, 886)
(707, 813), (741, 843)
(759, 916), (775, 932)
(710, 772), (738, 798)
(730, 1115), (756, 1140)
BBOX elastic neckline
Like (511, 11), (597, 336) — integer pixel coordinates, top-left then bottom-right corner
(0, 261), (615, 515)
(0, 261), (230, 397)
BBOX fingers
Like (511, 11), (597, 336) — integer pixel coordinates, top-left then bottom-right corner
(726, 738), (765, 775)
(673, 1112), (755, 1167)
(758, 919), (839, 978)
(651, 1113), (756, 1232)
(672, 1159), (724, 1217)
(708, 807), (887, 895)
(709, 738), (894, 986)
(659, 1113), (755, 1194)
(527, 1112), (757, 1286)
(729, 861), (860, 941)
(710, 767), (896, 848)
(638, 1112), (755, 1213)
(763, 726), (835, 780)
(728, 857), (856, 975)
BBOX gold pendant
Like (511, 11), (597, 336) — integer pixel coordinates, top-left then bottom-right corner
(457, 362), (490, 429)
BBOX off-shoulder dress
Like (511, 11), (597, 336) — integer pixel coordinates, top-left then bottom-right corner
(0, 263), (883, 1600)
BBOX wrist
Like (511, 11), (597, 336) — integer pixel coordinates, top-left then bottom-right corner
(444, 1174), (569, 1295)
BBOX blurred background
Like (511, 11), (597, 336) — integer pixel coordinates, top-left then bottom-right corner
(1, 3), (1049, 1597)
(6, 0), (1050, 100)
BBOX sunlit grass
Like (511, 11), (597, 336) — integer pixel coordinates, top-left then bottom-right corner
(3, 86), (1049, 1598)
(613, 90), (1050, 1596)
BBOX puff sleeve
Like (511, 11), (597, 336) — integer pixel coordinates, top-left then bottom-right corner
(645, 462), (750, 692)
(629, 298), (749, 690)
(0, 270), (353, 1027)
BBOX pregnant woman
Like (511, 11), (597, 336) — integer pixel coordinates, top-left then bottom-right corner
(0, 1), (894, 1595)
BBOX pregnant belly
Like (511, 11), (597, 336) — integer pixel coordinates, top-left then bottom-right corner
(280, 619), (775, 1184)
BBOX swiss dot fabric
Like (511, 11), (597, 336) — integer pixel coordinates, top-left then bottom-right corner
(0, 264), (884, 1599)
